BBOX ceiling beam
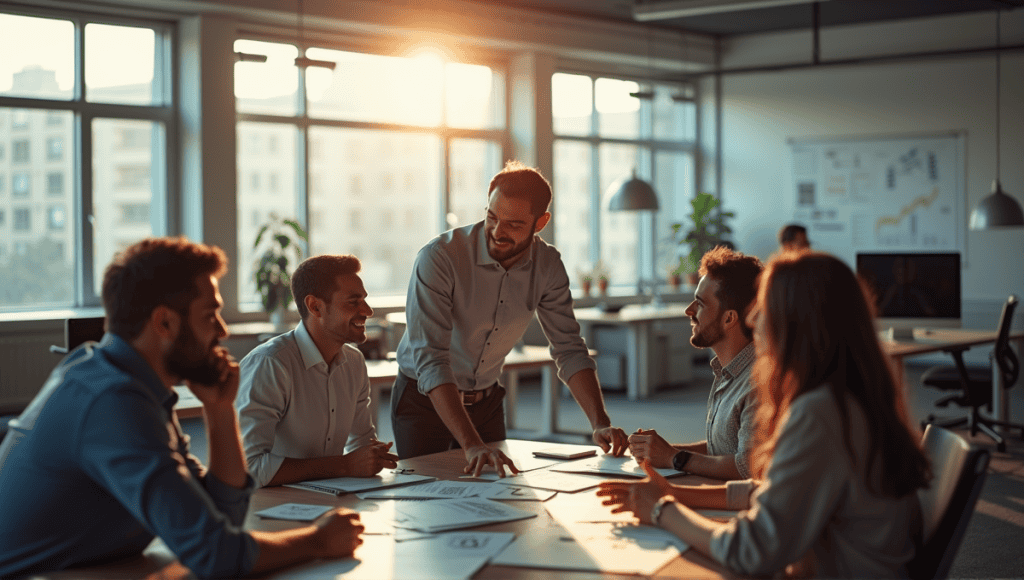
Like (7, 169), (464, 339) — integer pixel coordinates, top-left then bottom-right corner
(633, 0), (830, 21)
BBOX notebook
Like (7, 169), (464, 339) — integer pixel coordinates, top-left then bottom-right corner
(285, 471), (436, 496)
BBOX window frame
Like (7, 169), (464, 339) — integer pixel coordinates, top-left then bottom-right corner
(234, 36), (512, 310)
(0, 7), (177, 312)
(551, 70), (699, 291)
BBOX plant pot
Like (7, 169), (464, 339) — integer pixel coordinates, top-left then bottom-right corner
(269, 304), (290, 333)
(597, 279), (609, 295)
(685, 272), (699, 286)
(581, 279), (592, 297)
(669, 274), (682, 292)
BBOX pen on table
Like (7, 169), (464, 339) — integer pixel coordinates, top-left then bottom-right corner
(393, 468), (415, 474)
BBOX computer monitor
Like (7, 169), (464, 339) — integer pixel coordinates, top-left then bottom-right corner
(856, 252), (961, 340)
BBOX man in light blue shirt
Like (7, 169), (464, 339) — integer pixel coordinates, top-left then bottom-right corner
(393, 161), (628, 474)
(0, 237), (364, 578)
(628, 247), (763, 480)
(237, 254), (398, 487)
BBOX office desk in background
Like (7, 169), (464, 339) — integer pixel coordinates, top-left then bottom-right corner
(40, 439), (733, 580)
(881, 327), (1024, 424)
(574, 304), (695, 400)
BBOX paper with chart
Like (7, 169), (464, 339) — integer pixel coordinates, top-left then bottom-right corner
(274, 531), (515, 580)
(393, 498), (537, 533)
(284, 471), (435, 495)
(550, 453), (683, 478)
(788, 133), (963, 264)
(356, 480), (485, 500)
(492, 467), (608, 492)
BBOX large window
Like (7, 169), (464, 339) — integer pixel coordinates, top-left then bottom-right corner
(552, 73), (696, 292)
(0, 10), (174, 311)
(234, 40), (507, 308)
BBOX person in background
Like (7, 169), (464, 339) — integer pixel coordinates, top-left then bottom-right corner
(628, 246), (762, 480)
(0, 237), (363, 579)
(237, 254), (398, 488)
(598, 251), (931, 578)
(777, 223), (810, 251)
(392, 160), (628, 475)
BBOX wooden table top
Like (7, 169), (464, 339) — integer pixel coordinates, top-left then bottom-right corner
(43, 439), (734, 579)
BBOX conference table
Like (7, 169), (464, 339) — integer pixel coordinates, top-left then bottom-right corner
(43, 439), (734, 580)
(880, 327), (1024, 424)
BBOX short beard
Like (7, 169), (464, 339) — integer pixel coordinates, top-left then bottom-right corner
(690, 315), (725, 349)
(166, 319), (221, 385)
(487, 220), (537, 263)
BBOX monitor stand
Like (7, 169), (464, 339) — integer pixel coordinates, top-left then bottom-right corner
(886, 326), (916, 341)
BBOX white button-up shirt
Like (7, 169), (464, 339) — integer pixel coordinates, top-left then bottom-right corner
(236, 321), (377, 487)
(396, 221), (596, 395)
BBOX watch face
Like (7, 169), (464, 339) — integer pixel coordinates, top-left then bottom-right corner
(673, 450), (690, 472)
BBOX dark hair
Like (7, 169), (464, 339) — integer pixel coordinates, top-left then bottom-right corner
(778, 223), (807, 244)
(698, 246), (763, 341)
(487, 160), (552, 217)
(292, 254), (362, 320)
(750, 252), (931, 498)
(102, 237), (227, 340)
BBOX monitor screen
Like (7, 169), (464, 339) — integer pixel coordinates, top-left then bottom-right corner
(856, 252), (961, 325)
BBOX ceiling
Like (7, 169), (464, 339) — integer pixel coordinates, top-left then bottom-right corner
(473, 0), (1024, 36)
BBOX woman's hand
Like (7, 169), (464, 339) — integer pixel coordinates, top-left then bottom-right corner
(596, 461), (676, 524)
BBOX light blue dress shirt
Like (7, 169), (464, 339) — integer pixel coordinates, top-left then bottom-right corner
(237, 320), (377, 487)
(397, 221), (595, 394)
(705, 342), (758, 478)
(0, 334), (258, 579)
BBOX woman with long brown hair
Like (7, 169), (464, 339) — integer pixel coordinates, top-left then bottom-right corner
(598, 251), (931, 578)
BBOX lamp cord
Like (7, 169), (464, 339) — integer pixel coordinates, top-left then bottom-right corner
(996, 9), (1001, 182)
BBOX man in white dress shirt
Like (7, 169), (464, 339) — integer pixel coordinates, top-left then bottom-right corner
(237, 254), (398, 487)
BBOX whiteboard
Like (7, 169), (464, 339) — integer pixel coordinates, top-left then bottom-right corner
(787, 132), (965, 267)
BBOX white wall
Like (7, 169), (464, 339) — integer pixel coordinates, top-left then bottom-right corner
(706, 11), (1024, 312)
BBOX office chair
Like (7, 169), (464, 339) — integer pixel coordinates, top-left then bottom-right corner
(922, 295), (1023, 452)
(49, 316), (107, 355)
(908, 425), (990, 580)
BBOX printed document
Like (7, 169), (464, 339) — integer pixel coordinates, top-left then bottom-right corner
(284, 471), (435, 495)
(393, 498), (537, 533)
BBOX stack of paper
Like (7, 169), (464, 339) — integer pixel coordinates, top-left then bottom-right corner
(357, 480), (556, 502)
(393, 498), (537, 533)
(284, 471), (435, 496)
(550, 454), (682, 478)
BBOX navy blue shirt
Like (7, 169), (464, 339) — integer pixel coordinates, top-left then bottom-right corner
(0, 334), (259, 578)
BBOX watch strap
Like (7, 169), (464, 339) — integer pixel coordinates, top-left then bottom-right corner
(672, 449), (692, 472)
(650, 495), (676, 526)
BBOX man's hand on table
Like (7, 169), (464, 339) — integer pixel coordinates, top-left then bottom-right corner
(312, 508), (365, 558)
(464, 444), (520, 478)
(342, 441), (399, 477)
(593, 426), (629, 456)
(628, 429), (676, 468)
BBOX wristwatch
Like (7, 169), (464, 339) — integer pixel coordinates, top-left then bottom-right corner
(672, 449), (693, 472)
(650, 495), (677, 526)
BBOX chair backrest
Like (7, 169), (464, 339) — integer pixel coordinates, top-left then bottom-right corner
(992, 295), (1019, 387)
(909, 425), (990, 580)
(50, 317), (107, 355)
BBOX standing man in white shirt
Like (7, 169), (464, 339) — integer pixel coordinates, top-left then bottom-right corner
(628, 247), (763, 480)
(237, 254), (398, 487)
(392, 160), (628, 475)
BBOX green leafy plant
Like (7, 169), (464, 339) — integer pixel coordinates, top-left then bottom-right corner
(253, 213), (309, 313)
(671, 192), (734, 275)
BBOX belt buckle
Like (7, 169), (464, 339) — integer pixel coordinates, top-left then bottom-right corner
(461, 389), (483, 406)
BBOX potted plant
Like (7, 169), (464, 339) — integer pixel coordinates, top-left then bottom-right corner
(253, 213), (309, 331)
(671, 193), (734, 285)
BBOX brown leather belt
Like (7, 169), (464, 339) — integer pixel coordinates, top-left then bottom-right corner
(459, 385), (496, 406)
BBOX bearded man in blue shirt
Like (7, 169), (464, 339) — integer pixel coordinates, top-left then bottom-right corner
(0, 237), (363, 579)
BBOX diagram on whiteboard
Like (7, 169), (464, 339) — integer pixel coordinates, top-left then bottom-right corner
(789, 134), (962, 257)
